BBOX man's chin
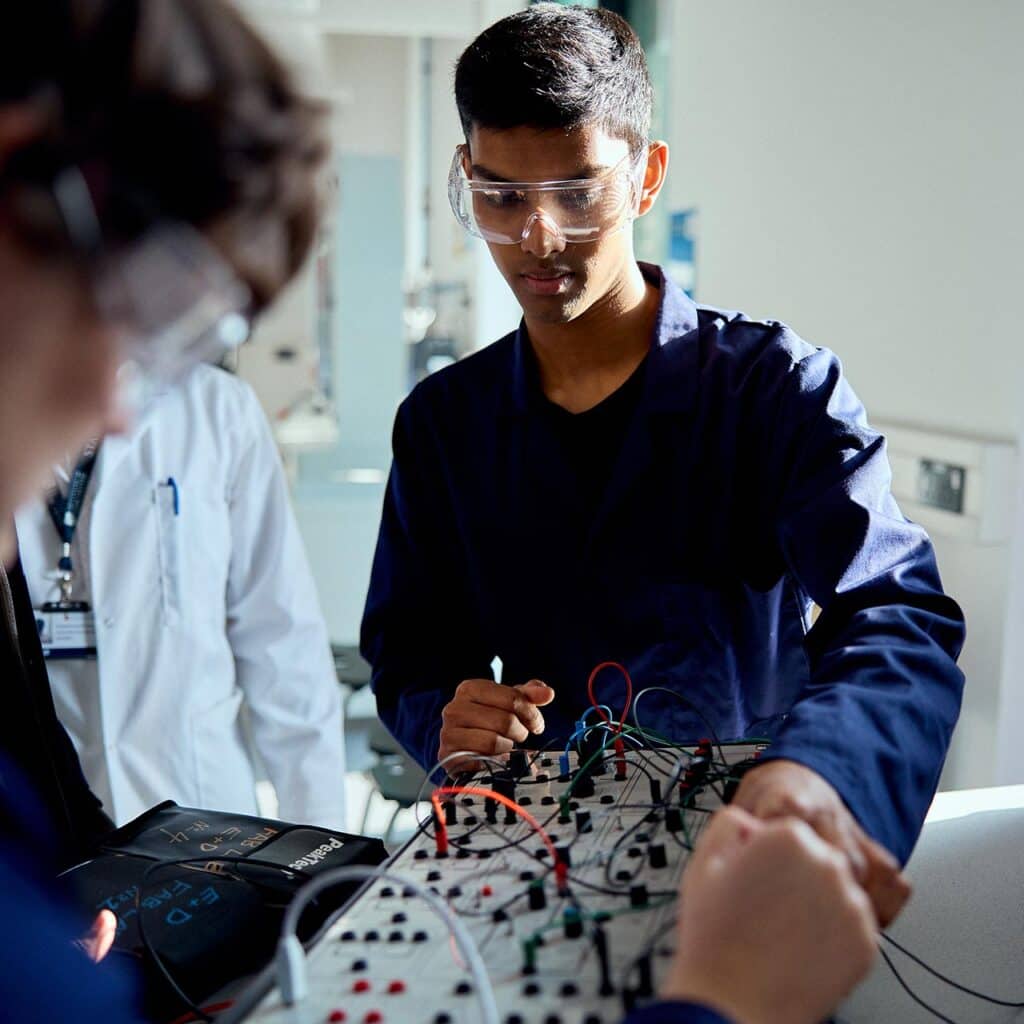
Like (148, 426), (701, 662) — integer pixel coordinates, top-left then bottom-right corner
(515, 287), (586, 325)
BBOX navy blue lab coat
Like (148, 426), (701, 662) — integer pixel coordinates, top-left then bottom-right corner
(362, 264), (965, 864)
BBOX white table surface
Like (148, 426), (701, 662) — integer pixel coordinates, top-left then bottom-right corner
(839, 784), (1024, 1022)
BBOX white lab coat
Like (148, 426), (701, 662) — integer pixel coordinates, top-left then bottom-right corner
(16, 365), (346, 829)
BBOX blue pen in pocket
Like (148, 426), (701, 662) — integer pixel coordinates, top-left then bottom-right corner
(155, 478), (182, 619)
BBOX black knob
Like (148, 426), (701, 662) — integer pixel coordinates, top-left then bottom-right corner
(509, 749), (530, 777)
(629, 884), (649, 908)
(572, 772), (596, 799)
(352, 959), (367, 971)
(665, 807), (683, 832)
(492, 773), (516, 801)
(528, 881), (547, 911)
(575, 810), (592, 833)
(636, 953), (654, 997)
(649, 844), (668, 869)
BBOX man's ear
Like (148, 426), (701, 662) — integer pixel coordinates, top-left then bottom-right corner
(0, 104), (46, 176)
(637, 140), (670, 217)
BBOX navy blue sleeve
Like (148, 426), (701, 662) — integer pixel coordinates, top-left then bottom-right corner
(0, 852), (143, 1022)
(623, 1001), (734, 1024)
(361, 396), (495, 772)
(754, 339), (965, 864)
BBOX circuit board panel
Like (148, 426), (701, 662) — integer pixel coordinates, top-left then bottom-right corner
(227, 739), (765, 1024)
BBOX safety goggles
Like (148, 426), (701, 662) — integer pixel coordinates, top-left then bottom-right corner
(53, 168), (252, 408)
(448, 144), (648, 246)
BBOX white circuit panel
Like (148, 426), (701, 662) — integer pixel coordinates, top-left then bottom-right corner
(227, 744), (764, 1024)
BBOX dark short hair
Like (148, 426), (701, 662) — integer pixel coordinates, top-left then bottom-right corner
(454, 3), (651, 157)
(0, 0), (327, 309)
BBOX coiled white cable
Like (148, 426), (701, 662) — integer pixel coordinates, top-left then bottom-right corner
(274, 864), (499, 1024)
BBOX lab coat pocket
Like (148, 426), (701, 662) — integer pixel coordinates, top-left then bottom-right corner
(154, 482), (182, 622)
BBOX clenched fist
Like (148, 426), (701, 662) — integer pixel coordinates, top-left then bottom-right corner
(439, 678), (555, 772)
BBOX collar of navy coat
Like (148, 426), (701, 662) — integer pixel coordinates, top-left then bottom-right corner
(503, 262), (703, 418)
(496, 263), (713, 556)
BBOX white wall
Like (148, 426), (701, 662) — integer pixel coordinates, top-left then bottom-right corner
(668, 1), (1024, 788)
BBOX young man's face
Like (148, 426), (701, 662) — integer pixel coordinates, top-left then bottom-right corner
(0, 228), (124, 558)
(466, 124), (643, 326)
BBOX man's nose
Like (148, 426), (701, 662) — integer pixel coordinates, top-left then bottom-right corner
(520, 210), (566, 259)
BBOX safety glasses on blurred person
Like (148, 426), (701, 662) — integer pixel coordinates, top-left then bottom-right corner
(448, 144), (648, 246)
(53, 167), (252, 414)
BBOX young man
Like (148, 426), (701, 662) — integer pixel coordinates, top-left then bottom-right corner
(362, 3), (965, 927)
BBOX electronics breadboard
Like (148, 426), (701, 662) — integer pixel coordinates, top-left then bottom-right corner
(226, 736), (766, 1024)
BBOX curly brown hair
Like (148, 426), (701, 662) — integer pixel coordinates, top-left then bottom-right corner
(0, 0), (328, 309)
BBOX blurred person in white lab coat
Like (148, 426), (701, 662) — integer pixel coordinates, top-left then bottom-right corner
(16, 362), (347, 829)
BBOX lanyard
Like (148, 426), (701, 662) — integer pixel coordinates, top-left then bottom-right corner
(46, 443), (99, 604)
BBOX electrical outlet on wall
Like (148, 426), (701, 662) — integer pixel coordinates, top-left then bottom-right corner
(917, 459), (966, 514)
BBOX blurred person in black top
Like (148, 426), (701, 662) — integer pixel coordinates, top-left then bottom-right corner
(0, 0), (328, 1016)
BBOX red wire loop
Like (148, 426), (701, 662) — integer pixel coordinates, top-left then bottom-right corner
(586, 661), (634, 737)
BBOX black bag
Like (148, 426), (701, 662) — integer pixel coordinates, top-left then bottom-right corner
(60, 802), (387, 1022)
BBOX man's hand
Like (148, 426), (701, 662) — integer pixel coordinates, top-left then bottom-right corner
(74, 909), (117, 963)
(732, 758), (910, 926)
(661, 807), (878, 1024)
(438, 678), (555, 772)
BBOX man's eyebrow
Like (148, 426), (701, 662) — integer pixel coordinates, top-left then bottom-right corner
(470, 162), (609, 183)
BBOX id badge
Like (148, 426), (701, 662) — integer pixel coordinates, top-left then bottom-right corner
(36, 601), (98, 660)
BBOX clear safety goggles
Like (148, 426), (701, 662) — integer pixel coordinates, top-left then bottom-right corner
(448, 144), (648, 246)
(53, 168), (252, 410)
